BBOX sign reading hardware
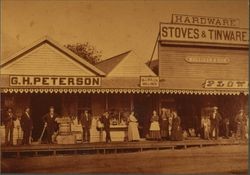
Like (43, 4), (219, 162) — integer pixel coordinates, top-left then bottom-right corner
(172, 14), (240, 28)
(140, 76), (159, 87)
(160, 23), (248, 45)
(10, 75), (101, 87)
(185, 56), (230, 64)
(204, 80), (248, 89)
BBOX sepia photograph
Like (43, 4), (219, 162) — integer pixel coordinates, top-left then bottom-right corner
(0, 0), (248, 174)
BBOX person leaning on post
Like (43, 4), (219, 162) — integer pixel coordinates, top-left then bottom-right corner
(42, 106), (59, 144)
(3, 108), (16, 146)
(20, 107), (33, 145)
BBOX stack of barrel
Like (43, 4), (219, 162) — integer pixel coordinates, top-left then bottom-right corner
(56, 117), (76, 144)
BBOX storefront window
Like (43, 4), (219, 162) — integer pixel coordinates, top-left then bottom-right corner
(107, 94), (131, 125)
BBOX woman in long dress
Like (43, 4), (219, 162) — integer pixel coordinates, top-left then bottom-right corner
(160, 108), (169, 140)
(201, 116), (211, 140)
(128, 111), (140, 141)
(149, 110), (161, 140)
(171, 111), (183, 141)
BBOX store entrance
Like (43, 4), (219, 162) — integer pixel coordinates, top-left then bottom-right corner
(134, 94), (156, 138)
(30, 94), (62, 141)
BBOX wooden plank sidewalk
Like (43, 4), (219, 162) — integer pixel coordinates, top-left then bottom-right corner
(1, 138), (245, 158)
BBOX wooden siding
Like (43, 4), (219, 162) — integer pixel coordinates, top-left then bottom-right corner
(2, 43), (95, 76)
(159, 45), (248, 80)
(108, 51), (156, 77)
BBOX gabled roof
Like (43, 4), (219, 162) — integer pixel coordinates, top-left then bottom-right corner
(1, 36), (106, 76)
(96, 50), (156, 77)
(95, 51), (130, 74)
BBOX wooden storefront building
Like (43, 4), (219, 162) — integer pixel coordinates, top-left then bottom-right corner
(1, 16), (249, 143)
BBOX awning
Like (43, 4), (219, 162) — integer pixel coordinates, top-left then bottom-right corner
(1, 88), (247, 95)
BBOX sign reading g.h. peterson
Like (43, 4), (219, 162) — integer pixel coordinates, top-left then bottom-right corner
(10, 75), (101, 87)
(160, 23), (248, 46)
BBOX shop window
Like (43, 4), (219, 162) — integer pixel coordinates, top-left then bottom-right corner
(107, 94), (131, 125)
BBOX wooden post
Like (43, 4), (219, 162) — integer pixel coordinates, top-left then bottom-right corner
(130, 94), (134, 111)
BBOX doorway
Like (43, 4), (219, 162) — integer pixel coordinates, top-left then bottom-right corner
(30, 94), (62, 140)
(133, 94), (156, 138)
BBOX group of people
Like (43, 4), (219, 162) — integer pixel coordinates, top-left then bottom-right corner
(3, 106), (59, 145)
(201, 107), (248, 140)
(2, 105), (248, 146)
(148, 109), (183, 141)
(3, 107), (33, 146)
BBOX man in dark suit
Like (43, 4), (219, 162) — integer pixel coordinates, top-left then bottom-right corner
(20, 107), (33, 145)
(210, 106), (222, 140)
(80, 110), (92, 142)
(43, 106), (59, 144)
(3, 108), (16, 146)
(100, 111), (111, 143)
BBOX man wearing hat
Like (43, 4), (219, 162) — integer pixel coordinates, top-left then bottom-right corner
(210, 106), (222, 140)
(42, 106), (59, 144)
(234, 109), (246, 140)
(100, 111), (111, 143)
(20, 107), (33, 145)
(80, 109), (92, 143)
(3, 108), (16, 145)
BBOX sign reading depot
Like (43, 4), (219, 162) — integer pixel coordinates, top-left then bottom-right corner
(160, 14), (249, 46)
(9, 75), (101, 87)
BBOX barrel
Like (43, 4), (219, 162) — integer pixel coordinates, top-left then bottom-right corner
(59, 123), (71, 135)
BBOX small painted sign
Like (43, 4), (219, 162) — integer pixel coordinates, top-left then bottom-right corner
(140, 76), (159, 87)
(185, 56), (230, 64)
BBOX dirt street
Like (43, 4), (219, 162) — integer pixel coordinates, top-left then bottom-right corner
(1, 145), (248, 174)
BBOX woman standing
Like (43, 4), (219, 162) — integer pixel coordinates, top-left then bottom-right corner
(128, 111), (140, 141)
(171, 111), (183, 141)
(149, 110), (161, 140)
(160, 108), (169, 140)
(201, 116), (211, 140)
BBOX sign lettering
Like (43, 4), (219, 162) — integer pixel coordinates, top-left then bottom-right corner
(172, 14), (240, 28)
(9, 75), (101, 87)
(140, 76), (159, 87)
(185, 56), (230, 64)
(204, 80), (248, 89)
(160, 23), (249, 46)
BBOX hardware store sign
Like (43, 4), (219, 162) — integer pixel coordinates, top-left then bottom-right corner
(10, 75), (101, 87)
(160, 14), (249, 45)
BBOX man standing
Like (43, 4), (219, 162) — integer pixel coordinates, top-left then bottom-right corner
(43, 106), (59, 144)
(100, 111), (111, 143)
(210, 106), (222, 140)
(80, 110), (92, 143)
(234, 109), (247, 140)
(20, 107), (33, 145)
(3, 108), (15, 146)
